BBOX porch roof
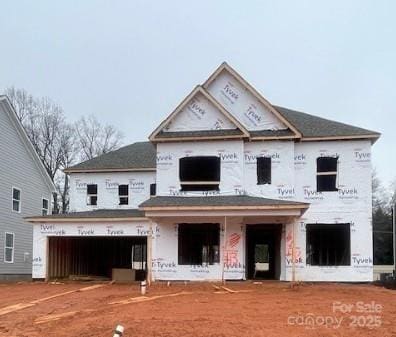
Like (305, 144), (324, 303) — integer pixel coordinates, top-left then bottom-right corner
(139, 195), (309, 211)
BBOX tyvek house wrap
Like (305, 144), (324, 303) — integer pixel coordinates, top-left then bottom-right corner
(156, 140), (244, 196)
(164, 91), (237, 132)
(69, 172), (155, 212)
(152, 220), (245, 281)
(293, 140), (372, 213)
(279, 139), (373, 282)
(206, 70), (287, 131)
(243, 140), (295, 200)
(32, 221), (151, 279)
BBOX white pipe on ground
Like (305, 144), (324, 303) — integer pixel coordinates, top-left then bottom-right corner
(113, 325), (124, 337)
(141, 280), (147, 295)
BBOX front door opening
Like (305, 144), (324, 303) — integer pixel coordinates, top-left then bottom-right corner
(246, 225), (281, 279)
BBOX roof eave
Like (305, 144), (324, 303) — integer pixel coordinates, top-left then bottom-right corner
(301, 134), (381, 143)
(249, 135), (300, 141)
(139, 204), (309, 211)
(64, 167), (156, 173)
(25, 216), (148, 223)
(151, 134), (248, 143)
(0, 96), (56, 192)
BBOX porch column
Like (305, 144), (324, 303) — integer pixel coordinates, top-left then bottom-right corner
(222, 216), (227, 284)
(147, 220), (153, 285)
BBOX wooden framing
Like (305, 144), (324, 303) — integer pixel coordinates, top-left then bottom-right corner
(147, 220), (153, 284)
(152, 133), (247, 142)
(202, 62), (302, 139)
(149, 85), (250, 142)
(249, 135), (297, 141)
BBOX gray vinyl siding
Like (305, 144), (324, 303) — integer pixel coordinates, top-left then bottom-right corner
(0, 104), (53, 277)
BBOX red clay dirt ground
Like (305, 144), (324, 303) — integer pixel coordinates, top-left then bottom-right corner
(0, 281), (395, 337)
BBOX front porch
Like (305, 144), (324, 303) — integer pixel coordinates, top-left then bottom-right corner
(140, 195), (309, 281)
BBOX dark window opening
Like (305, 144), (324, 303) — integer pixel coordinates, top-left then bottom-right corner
(306, 223), (350, 266)
(150, 183), (156, 196)
(178, 223), (220, 265)
(42, 198), (49, 216)
(316, 157), (338, 192)
(179, 156), (220, 191)
(257, 157), (271, 185)
(87, 184), (98, 206)
(12, 187), (21, 212)
(118, 184), (129, 205)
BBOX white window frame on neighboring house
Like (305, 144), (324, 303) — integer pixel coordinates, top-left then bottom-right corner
(12, 187), (21, 213)
(4, 232), (15, 263)
(42, 198), (49, 216)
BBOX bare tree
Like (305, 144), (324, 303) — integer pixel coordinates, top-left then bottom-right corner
(75, 115), (123, 161)
(372, 168), (390, 211)
(4, 87), (124, 213)
(4, 87), (76, 213)
(4, 87), (36, 123)
(57, 124), (78, 213)
(391, 178), (396, 207)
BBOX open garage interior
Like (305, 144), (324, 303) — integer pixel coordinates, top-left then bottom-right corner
(48, 236), (147, 281)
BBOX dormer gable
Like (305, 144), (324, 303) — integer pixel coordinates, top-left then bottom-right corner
(203, 62), (301, 139)
(149, 86), (249, 142)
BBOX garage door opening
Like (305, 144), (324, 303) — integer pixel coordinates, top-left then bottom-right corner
(48, 236), (147, 281)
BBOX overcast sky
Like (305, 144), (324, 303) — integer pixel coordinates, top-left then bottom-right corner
(1, 1), (395, 186)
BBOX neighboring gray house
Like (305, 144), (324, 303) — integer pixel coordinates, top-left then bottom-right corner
(0, 96), (55, 280)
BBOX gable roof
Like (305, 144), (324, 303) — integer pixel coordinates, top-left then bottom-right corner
(275, 105), (380, 141)
(149, 85), (250, 142)
(203, 62), (301, 139)
(0, 96), (55, 192)
(64, 141), (156, 173)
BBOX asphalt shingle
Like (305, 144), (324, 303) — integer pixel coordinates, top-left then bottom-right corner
(140, 195), (308, 208)
(27, 208), (145, 219)
(65, 141), (156, 172)
(275, 105), (380, 138)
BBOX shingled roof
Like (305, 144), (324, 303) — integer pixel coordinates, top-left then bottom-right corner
(26, 208), (146, 221)
(65, 141), (156, 173)
(140, 195), (309, 209)
(65, 105), (380, 173)
(275, 105), (380, 139)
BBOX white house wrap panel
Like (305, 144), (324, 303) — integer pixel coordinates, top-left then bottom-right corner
(156, 140), (244, 197)
(206, 70), (287, 131)
(164, 92), (237, 132)
(69, 172), (155, 212)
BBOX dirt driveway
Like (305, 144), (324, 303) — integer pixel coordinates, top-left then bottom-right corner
(0, 281), (395, 337)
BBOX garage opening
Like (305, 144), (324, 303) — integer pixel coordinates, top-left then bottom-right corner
(48, 236), (147, 281)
